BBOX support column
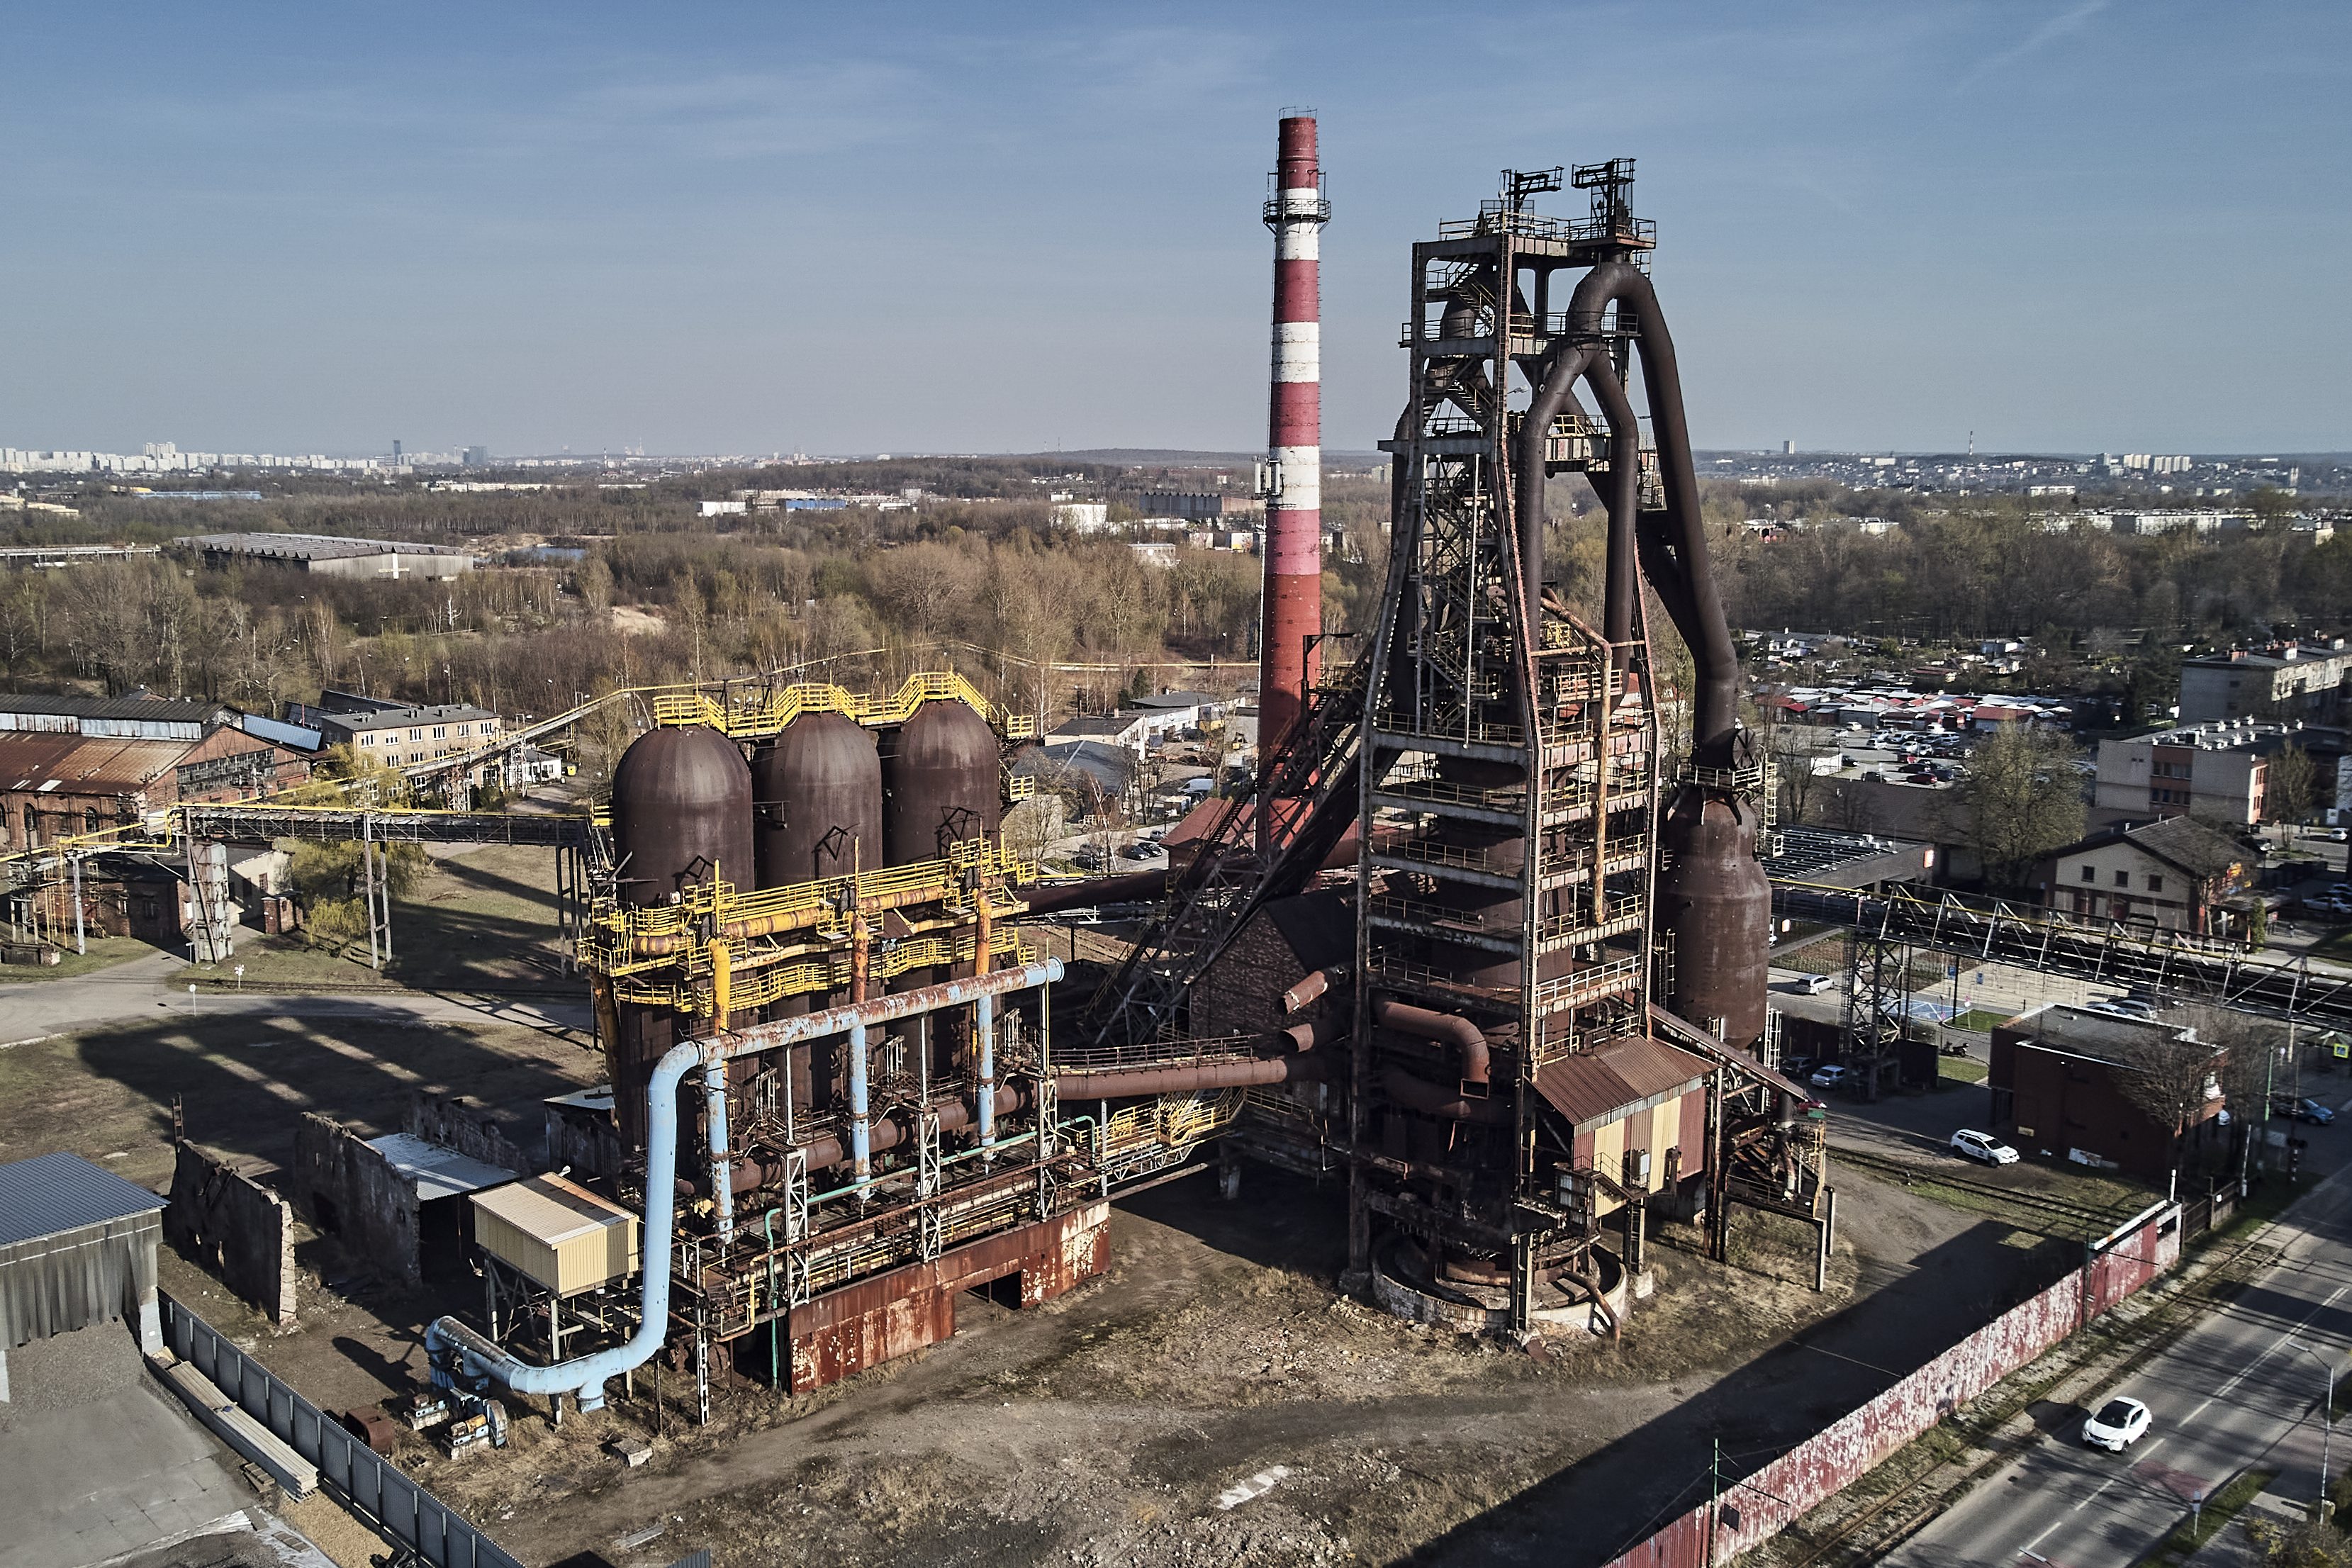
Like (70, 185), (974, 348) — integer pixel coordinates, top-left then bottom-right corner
(1815, 1187), (1837, 1294)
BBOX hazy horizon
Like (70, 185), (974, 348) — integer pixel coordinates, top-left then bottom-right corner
(6, 2), (2346, 458)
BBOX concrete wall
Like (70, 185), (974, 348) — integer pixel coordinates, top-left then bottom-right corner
(1601, 1201), (2183, 1568)
(407, 1091), (536, 1175)
(164, 1141), (297, 1326)
(288, 1114), (419, 1285)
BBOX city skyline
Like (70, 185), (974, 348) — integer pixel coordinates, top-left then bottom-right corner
(4, 1), (2346, 457)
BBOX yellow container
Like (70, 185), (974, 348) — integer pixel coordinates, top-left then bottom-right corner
(471, 1173), (639, 1296)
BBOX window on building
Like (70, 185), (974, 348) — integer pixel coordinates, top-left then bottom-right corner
(433, 726), (447, 739)
(2147, 874), (2163, 892)
(2114, 869), (2129, 887)
(409, 728), (423, 741)
(458, 723), (471, 737)
(361, 734), (375, 746)
(2081, 865), (2097, 883)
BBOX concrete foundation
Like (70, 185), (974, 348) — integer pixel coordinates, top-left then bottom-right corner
(1370, 1236), (1629, 1338)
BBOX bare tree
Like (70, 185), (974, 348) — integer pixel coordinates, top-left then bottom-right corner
(2105, 1028), (2225, 1182)
(1953, 723), (2085, 892)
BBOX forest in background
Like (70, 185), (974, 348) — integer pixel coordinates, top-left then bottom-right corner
(0, 455), (2340, 780)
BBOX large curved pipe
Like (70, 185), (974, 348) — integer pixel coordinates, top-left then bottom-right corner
(1562, 263), (1740, 761)
(1379, 1065), (1510, 1124)
(1372, 997), (1491, 1086)
(426, 959), (1063, 1412)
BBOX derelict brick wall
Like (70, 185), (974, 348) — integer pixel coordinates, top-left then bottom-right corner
(289, 1114), (420, 1284)
(407, 1091), (535, 1175)
(1194, 909), (1301, 1039)
(164, 1141), (297, 1326)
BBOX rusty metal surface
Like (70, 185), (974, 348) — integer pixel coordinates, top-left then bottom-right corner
(1599, 1203), (2183, 1568)
(753, 711), (881, 888)
(880, 700), (1000, 868)
(786, 1203), (1111, 1391)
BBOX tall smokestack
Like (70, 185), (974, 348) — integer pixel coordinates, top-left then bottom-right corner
(1259, 113), (1329, 789)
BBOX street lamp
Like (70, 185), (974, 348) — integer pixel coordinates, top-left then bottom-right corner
(2292, 1338), (2338, 1513)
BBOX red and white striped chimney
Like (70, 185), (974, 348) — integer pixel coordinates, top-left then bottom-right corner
(1258, 113), (1329, 773)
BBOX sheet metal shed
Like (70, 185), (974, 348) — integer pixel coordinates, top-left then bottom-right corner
(0, 1153), (167, 1391)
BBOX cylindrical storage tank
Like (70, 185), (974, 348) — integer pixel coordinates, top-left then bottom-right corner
(879, 699), (1002, 868)
(1654, 787), (1771, 1052)
(607, 725), (754, 1148)
(753, 712), (883, 888)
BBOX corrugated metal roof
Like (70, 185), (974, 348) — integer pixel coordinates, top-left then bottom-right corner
(0, 733), (194, 793)
(0, 693), (230, 724)
(0, 1151), (164, 1245)
(471, 1172), (632, 1248)
(1534, 1036), (1710, 1129)
(364, 1133), (518, 1202)
(179, 531), (470, 561)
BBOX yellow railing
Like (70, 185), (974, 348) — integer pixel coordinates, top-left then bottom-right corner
(649, 671), (1038, 741)
(612, 926), (1033, 1015)
(579, 838), (1033, 975)
(1098, 1087), (1246, 1163)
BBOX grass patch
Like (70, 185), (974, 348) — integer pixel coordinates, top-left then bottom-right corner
(183, 844), (573, 993)
(1941, 1058), (1990, 1085)
(0, 935), (167, 982)
(1954, 1008), (2013, 1032)
(2146, 1466), (2275, 1566)
(2311, 926), (2352, 962)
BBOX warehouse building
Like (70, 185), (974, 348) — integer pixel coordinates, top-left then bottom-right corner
(177, 532), (475, 579)
(0, 1151), (167, 1399)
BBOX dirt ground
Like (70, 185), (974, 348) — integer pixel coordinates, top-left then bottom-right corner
(383, 1160), (2046, 1568)
(3, 976), (2074, 1568)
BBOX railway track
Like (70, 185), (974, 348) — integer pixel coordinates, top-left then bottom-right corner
(1830, 1146), (2125, 1234)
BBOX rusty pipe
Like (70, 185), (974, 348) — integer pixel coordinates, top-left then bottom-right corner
(1372, 997), (1490, 1086)
(1052, 1050), (1324, 1100)
(1379, 1064), (1509, 1124)
(1282, 966), (1341, 1013)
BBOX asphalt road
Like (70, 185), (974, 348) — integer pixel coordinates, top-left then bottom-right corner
(1886, 1122), (2352, 1568)
(0, 948), (588, 1044)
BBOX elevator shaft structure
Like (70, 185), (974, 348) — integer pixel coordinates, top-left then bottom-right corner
(1259, 113), (1333, 795)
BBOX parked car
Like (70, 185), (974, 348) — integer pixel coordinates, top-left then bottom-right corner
(2088, 998), (2158, 1021)
(1792, 973), (1835, 995)
(1121, 841), (1158, 860)
(2327, 827), (2349, 844)
(1809, 1064), (1851, 1091)
(1779, 1056), (1817, 1082)
(2273, 1094), (2338, 1125)
(2081, 1396), (2153, 1453)
(1950, 1129), (2020, 1165)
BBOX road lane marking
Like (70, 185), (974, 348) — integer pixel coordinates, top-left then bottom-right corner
(1216, 1465), (1289, 1511)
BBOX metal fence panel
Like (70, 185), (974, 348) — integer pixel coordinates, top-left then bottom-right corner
(161, 1293), (525, 1568)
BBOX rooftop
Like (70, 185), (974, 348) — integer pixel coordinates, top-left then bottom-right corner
(0, 1150), (164, 1246)
(0, 732), (198, 793)
(0, 693), (233, 725)
(1533, 1035), (1711, 1129)
(177, 531), (471, 561)
(323, 703), (500, 731)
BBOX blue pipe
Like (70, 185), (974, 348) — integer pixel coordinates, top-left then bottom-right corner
(423, 957), (1062, 1413)
(849, 1021), (871, 1180)
(977, 993), (997, 1150)
(705, 1060), (733, 1246)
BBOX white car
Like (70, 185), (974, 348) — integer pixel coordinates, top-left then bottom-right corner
(1951, 1129), (2019, 1166)
(1793, 973), (1835, 995)
(2081, 1396), (2152, 1452)
(1809, 1064), (1851, 1091)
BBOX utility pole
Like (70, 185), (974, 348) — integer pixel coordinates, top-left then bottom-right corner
(2292, 1338), (2336, 1511)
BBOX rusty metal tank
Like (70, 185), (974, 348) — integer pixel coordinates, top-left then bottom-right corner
(753, 711), (882, 889)
(607, 724), (754, 1148)
(879, 698), (1001, 867)
(1654, 786), (1771, 1050)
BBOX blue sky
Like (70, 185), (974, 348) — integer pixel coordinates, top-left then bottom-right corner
(4, 2), (2345, 457)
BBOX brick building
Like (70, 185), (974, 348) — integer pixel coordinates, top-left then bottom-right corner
(1988, 1004), (2227, 1180)
(0, 727), (310, 850)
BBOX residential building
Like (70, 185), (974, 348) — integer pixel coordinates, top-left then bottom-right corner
(310, 703), (503, 768)
(177, 532), (475, 579)
(2178, 642), (2352, 724)
(1128, 492), (1263, 521)
(2091, 719), (2340, 824)
(1989, 1004), (2227, 1181)
(1043, 712), (1152, 754)
(2032, 816), (2251, 936)
(2108, 510), (2251, 535)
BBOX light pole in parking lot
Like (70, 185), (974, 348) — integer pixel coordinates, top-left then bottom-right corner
(2290, 1338), (2337, 1508)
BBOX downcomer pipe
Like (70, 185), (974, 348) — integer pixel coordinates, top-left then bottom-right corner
(704, 1060), (733, 1247)
(1372, 997), (1490, 1087)
(977, 992), (997, 1150)
(425, 959), (1061, 1413)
